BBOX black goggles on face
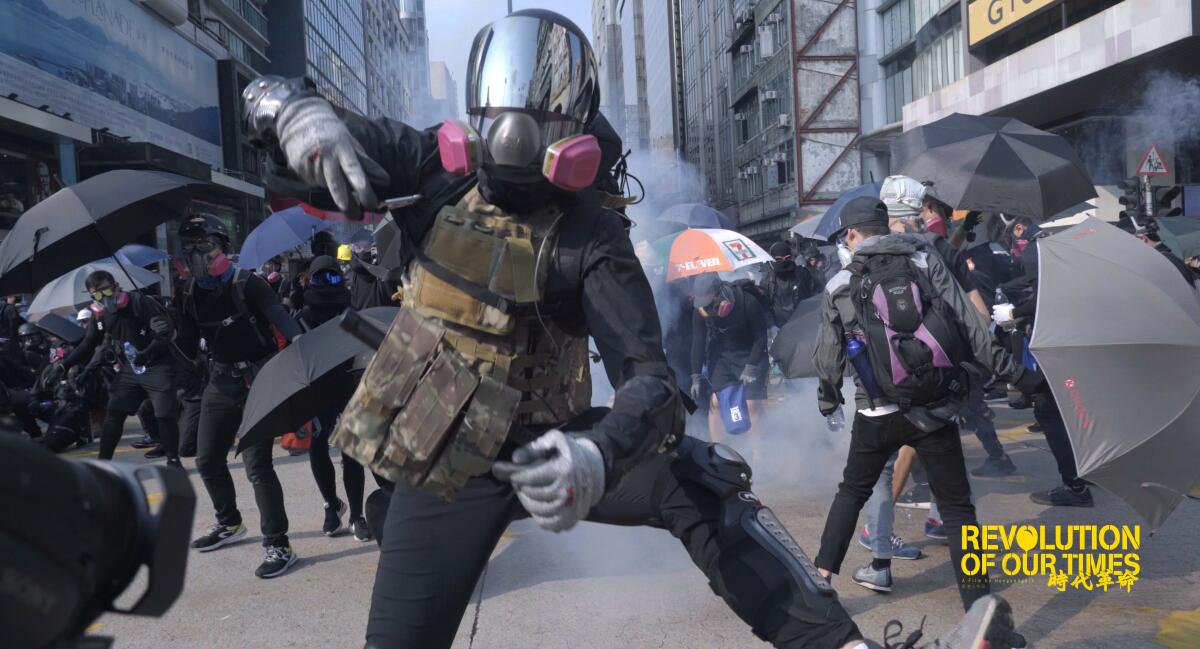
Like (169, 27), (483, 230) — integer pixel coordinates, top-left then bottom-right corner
(310, 270), (344, 286)
(181, 238), (219, 254)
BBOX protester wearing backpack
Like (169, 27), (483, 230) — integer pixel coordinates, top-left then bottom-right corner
(154, 214), (306, 579)
(812, 197), (1040, 629)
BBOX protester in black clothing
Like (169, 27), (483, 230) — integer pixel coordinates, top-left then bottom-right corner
(992, 232), (1095, 508)
(296, 255), (370, 541)
(163, 214), (306, 579)
(0, 295), (25, 340)
(689, 273), (770, 447)
(1137, 227), (1197, 286)
(813, 198), (1038, 629)
(761, 241), (820, 327)
(57, 271), (180, 466)
(347, 244), (393, 310)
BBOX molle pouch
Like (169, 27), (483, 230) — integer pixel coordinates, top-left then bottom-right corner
(421, 375), (521, 499)
(331, 307), (444, 481)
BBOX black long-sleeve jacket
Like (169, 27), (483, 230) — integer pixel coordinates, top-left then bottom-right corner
(690, 284), (770, 384)
(259, 106), (681, 484)
(173, 273), (303, 365)
(62, 292), (169, 371)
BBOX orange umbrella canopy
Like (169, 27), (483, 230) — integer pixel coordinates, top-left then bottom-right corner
(664, 228), (771, 282)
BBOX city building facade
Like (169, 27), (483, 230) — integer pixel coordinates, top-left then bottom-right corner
(861, 0), (1200, 215)
(428, 60), (459, 121)
(364, 0), (409, 121)
(399, 0), (431, 125)
(679, 0), (738, 213)
(265, 0), (368, 114)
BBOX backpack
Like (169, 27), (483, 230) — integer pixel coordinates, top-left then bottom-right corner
(732, 279), (772, 317)
(846, 253), (970, 409)
(185, 270), (285, 353)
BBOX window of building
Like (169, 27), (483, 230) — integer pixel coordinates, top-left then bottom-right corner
(911, 24), (961, 100)
(881, 0), (913, 54)
(884, 65), (912, 124)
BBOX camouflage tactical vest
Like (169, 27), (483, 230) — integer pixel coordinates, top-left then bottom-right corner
(333, 188), (592, 500)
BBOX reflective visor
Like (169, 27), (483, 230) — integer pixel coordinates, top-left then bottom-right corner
(465, 15), (598, 136)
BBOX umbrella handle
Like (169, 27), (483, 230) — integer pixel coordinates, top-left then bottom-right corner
(339, 309), (386, 349)
(32, 227), (48, 259)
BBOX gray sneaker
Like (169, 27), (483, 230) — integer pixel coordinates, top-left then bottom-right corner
(927, 594), (1028, 648)
(853, 563), (893, 593)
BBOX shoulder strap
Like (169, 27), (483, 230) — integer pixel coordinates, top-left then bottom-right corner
(230, 270), (270, 346)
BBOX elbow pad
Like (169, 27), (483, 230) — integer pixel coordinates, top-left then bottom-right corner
(241, 75), (319, 144)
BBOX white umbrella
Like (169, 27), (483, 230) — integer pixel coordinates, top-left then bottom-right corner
(28, 259), (162, 319)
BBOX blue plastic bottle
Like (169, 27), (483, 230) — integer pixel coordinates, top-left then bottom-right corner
(123, 341), (146, 375)
(847, 337), (884, 401)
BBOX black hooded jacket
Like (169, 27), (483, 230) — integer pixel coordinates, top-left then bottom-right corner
(259, 105), (680, 485)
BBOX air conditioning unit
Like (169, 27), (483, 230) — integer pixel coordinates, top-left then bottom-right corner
(737, 172), (747, 180)
(762, 90), (778, 100)
(778, 113), (790, 127)
(739, 44), (754, 54)
(747, 165), (759, 175)
(734, 112), (746, 121)
(766, 13), (782, 24)
(775, 152), (788, 162)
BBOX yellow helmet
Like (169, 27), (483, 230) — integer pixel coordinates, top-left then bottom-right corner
(337, 244), (353, 262)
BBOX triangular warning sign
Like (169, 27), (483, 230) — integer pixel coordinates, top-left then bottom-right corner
(1138, 145), (1170, 177)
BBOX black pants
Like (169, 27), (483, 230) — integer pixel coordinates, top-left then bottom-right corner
(177, 396), (201, 457)
(961, 379), (1004, 460)
(311, 411), (365, 518)
(1033, 392), (1083, 489)
(815, 411), (988, 611)
(99, 368), (179, 460)
(195, 371), (289, 548)
(365, 438), (860, 649)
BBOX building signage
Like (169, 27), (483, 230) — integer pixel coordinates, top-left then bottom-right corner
(968, 0), (1064, 48)
(0, 0), (222, 167)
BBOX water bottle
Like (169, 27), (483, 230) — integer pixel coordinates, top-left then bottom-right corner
(123, 341), (146, 375)
(847, 337), (884, 401)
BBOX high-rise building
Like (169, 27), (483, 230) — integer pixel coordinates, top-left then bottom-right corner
(399, 0), (432, 124)
(364, 0), (409, 121)
(644, 0), (682, 155)
(678, 0), (737, 212)
(265, 0), (368, 114)
(428, 61), (459, 121)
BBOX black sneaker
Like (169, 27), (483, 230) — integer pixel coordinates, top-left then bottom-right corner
(130, 435), (157, 449)
(323, 498), (347, 536)
(1027, 422), (1044, 434)
(1007, 393), (1031, 410)
(166, 457), (183, 469)
(925, 594), (1027, 648)
(144, 445), (166, 459)
(971, 454), (1017, 477)
(983, 386), (1008, 401)
(191, 522), (248, 552)
(350, 516), (373, 542)
(255, 545), (298, 579)
(1030, 484), (1094, 507)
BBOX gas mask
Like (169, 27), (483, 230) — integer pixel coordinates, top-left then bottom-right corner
(441, 12), (602, 193)
(698, 285), (734, 318)
(87, 286), (128, 317)
(181, 237), (231, 281)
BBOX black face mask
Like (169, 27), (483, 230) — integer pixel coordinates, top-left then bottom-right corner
(305, 283), (349, 309)
(477, 168), (562, 213)
(772, 259), (796, 274)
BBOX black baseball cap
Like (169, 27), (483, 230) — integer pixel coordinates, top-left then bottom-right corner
(829, 197), (890, 242)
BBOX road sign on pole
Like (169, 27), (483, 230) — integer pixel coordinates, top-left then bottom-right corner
(1137, 145), (1170, 177)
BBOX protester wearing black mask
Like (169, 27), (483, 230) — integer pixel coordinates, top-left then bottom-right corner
(761, 241), (820, 327)
(161, 214), (305, 579)
(53, 272), (180, 465)
(296, 256), (371, 541)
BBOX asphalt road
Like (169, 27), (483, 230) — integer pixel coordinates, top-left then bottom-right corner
(81, 393), (1200, 649)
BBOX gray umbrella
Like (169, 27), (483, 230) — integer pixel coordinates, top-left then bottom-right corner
(1030, 217), (1200, 529)
(768, 296), (824, 379)
(27, 259), (162, 319)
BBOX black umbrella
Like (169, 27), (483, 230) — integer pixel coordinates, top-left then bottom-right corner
(33, 312), (83, 345)
(236, 307), (399, 452)
(0, 170), (207, 295)
(891, 113), (1096, 219)
(768, 296), (824, 379)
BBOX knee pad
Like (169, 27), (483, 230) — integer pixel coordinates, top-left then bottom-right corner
(671, 439), (844, 638)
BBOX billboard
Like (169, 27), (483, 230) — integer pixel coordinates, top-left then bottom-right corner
(967, 0), (1063, 48)
(0, 0), (222, 168)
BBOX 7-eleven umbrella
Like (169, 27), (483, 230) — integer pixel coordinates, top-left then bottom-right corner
(662, 229), (771, 282)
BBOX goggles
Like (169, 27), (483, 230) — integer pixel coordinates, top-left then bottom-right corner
(310, 270), (344, 286)
(181, 238), (219, 254)
(89, 287), (117, 301)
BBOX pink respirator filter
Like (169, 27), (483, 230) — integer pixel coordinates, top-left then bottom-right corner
(437, 119), (481, 176)
(543, 135), (601, 192)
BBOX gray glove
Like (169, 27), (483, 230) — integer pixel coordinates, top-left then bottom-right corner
(492, 429), (606, 532)
(149, 315), (175, 340)
(690, 374), (705, 402)
(275, 96), (387, 219)
(739, 364), (758, 385)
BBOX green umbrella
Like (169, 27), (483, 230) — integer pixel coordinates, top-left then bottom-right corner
(1155, 216), (1200, 261)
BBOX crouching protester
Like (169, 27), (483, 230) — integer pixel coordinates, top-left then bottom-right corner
(243, 10), (1025, 649)
(811, 197), (1043, 648)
